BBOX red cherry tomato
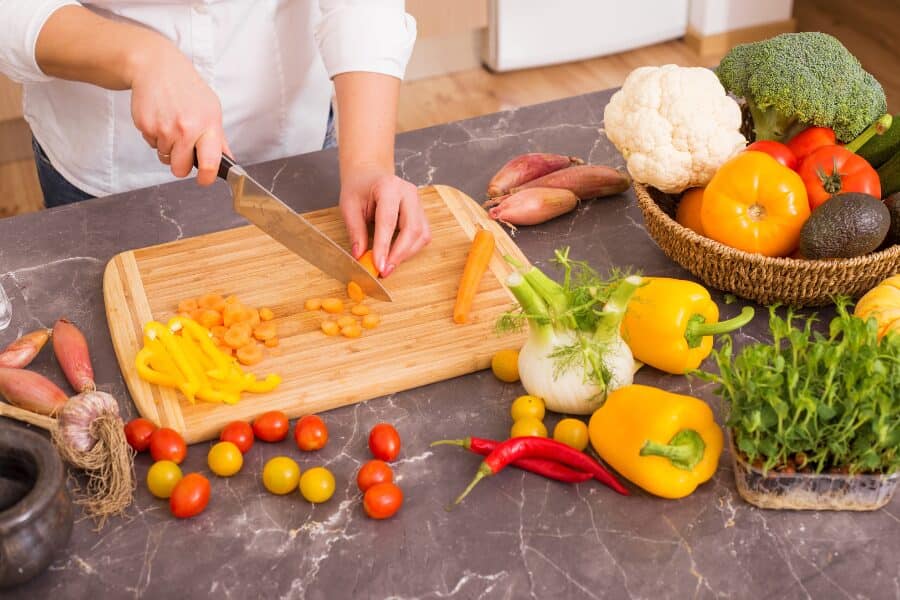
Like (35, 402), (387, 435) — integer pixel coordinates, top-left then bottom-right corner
(786, 127), (836, 163)
(149, 427), (187, 464)
(798, 145), (881, 210)
(294, 415), (328, 451)
(368, 423), (401, 461)
(746, 141), (798, 171)
(363, 482), (403, 519)
(169, 473), (210, 518)
(357, 460), (393, 492)
(252, 411), (289, 442)
(220, 421), (254, 454)
(124, 418), (157, 452)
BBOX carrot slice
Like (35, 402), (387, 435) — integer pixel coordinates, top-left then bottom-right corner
(321, 298), (344, 314)
(341, 325), (362, 338)
(350, 304), (370, 316)
(337, 315), (357, 328)
(177, 298), (199, 314)
(453, 228), (495, 324)
(347, 281), (365, 303)
(198, 309), (223, 329)
(245, 309), (261, 327)
(225, 295), (240, 305)
(321, 321), (340, 336)
(264, 337), (279, 348)
(198, 293), (225, 311)
(236, 342), (264, 366)
(189, 309), (204, 323)
(259, 307), (275, 321)
(358, 250), (379, 278)
(253, 322), (277, 341)
(361, 314), (380, 329)
(224, 327), (251, 349)
(223, 303), (245, 327)
(211, 325), (228, 339)
(305, 298), (323, 311)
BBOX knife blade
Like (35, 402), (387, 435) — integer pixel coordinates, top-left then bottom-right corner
(205, 154), (392, 302)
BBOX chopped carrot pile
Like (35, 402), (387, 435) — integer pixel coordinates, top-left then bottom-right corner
(174, 293), (280, 364)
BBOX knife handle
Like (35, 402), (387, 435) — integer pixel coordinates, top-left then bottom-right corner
(193, 151), (237, 181)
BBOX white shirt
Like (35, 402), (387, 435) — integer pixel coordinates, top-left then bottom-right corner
(0, 1), (416, 197)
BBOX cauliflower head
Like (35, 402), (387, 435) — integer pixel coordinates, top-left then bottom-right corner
(604, 65), (747, 194)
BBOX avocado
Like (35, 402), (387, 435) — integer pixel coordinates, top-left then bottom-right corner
(799, 193), (890, 259)
(885, 193), (900, 246)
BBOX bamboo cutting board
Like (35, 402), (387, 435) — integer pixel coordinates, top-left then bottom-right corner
(103, 185), (528, 444)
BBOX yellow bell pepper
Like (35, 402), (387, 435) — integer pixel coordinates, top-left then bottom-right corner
(588, 384), (723, 499)
(621, 277), (754, 374)
(135, 346), (181, 388)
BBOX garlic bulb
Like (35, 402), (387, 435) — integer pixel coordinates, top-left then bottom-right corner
(57, 390), (120, 452)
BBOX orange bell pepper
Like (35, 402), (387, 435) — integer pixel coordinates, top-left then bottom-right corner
(700, 151), (809, 257)
(675, 187), (705, 236)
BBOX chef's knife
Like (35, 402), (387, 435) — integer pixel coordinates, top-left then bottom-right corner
(200, 154), (392, 302)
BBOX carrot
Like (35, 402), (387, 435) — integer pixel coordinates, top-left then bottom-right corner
(322, 298), (344, 314)
(223, 303), (245, 327)
(264, 337), (280, 348)
(244, 308), (261, 327)
(341, 325), (362, 338)
(453, 228), (495, 324)
(259, 307), (275, 321)
(224, 326), (251, 349)
(337, 315), (358, 328)
(252, 322), (277, 341)
(198, 309), (223, 329)
(305, 298), (323, 311)
(358, 251), (379, 278)
(321, 321), (340, 336)
(347, 281), (366, 303)
(211, 325), (228, 339)
(198, 293), (226, 312)
(225, 295), (240, 305)
(350, 304), (370, 316)
(236, 342), (264, 366)
(361, 314), (380, 329)
(190, 309), (204, 323)
(177, 298), (198, 314)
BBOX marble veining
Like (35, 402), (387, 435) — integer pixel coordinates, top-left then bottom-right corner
(0, 90), (896, 599)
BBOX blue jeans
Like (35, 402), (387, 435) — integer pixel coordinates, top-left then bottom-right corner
(33, 108), (337, 208)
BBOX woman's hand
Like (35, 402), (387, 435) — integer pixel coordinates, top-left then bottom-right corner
(130, 43), (230, 186)
(340, 166), (431, 278)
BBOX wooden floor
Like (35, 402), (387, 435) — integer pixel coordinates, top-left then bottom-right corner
(1, 0), (898, 218)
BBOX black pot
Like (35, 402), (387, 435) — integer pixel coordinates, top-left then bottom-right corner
(0, 421), (73, 588)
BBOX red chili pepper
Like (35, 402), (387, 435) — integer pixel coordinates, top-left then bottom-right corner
(432, 437), (592, 484)
(453, 436), (629, 505)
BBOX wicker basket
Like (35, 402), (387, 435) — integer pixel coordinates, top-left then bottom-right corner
(633, 183), (900, 306)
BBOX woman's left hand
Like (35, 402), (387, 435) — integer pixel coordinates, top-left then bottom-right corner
(340, 167), (431, 278)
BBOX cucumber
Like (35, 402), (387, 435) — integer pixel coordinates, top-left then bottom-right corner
(858, 114), (900, 167)
(877, 150), (900, 197)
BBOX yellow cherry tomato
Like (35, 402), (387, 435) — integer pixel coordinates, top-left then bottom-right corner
(299, 467), (336, 504)
(552, 418), (589, 451)
(146, 460), (183, 499)
(510, 417), (548, 439)
(207, 441), (243, 477)
(510, 395), (545, 421)
(491, 349), (520, 383)
(263, 456), (301, 495)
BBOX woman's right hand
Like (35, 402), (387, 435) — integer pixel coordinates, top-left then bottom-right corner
(128, 41), (230, 186)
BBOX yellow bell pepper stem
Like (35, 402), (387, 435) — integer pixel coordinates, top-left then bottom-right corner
(588, 384), (723, 499)
(622, 277), (754, 374)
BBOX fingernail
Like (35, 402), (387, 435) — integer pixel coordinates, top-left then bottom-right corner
(377, 257), (386, 273)
(351, 243), (359, 258)
(382, 263), (396, 277)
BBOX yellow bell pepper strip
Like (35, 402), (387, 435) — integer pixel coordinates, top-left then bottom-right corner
(246, 374), (282, 393)
(135, 346), (181, 388)
(145, 321), (200, 402)
(588, 384), (723, 499)
(621, 277), (755, 374)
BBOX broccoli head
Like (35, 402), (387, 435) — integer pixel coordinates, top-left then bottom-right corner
(715, 32), (886, 142)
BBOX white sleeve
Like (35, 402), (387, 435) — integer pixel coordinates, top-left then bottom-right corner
(0, 0), (80, 83)
(315, 0), (417, 81)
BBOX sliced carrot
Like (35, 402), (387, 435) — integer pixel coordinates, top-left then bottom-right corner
(177, 312), (193, 321)
(341, 324), (362, 338)
(337, 315), (357, 328)
(236, 342), (264, 366)
(321, 298), (344, 314)
(211, 325), (228, 339)
(198, 309), (223, 329)
(224, 327), (251, 349)
(252, 322), (277, 341)
(347, 281), (366, 303)
(453, 228), (495, 324)
(198, 293), (225, 311)
(321, 321), (340, 336)
(305, 298), (323, 311)
(189, 309), (204, 323)
(361, 314), (380, 329)
(225, 295), (240, 305)
(223, 303), (246, 327)
(350, 304), (370, 316)
(177, 298), (198, 314)
(358, 250), (379, 278)
(264, 337), (279, 348)
(259, 307), (275, 321)
(245, 308), (261, 327)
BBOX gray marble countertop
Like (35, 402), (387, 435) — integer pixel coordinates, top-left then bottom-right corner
(1, 90), (897, 599)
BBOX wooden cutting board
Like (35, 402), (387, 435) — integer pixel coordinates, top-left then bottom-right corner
(103, 185), (528, 444)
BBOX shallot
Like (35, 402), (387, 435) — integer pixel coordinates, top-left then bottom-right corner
(487, 153), (583, 198)
(0, 328), (52, 368)
(511, 164), (631, 199)
(53, 318), (94, 393)
(0, 367), (67, 414)
(485, 187), (579, 226)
